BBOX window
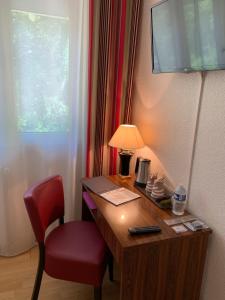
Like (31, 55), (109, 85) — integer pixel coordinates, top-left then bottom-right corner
(12, 10), (70, 133)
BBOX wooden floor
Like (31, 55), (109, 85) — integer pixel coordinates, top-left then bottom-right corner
(0, 247), (120, 300)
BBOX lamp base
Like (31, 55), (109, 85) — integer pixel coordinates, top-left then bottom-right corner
(118, 151), (133, 177)
(118, 174), (131, 179)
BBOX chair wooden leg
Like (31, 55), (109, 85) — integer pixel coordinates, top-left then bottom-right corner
(94, 286), (102, 300)
(108, 253), (114, 282)
(32, 243), (45, 300)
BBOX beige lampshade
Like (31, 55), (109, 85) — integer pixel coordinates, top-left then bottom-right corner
(109, 124), (144, 150)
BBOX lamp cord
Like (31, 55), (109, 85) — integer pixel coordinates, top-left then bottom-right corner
(187, 71), (207, 199)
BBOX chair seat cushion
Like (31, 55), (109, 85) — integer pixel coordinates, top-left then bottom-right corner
(45, 221), (107, 286)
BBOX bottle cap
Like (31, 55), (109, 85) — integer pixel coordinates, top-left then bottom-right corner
(173, 185), (186, 201)
(175, 185), (186, 195)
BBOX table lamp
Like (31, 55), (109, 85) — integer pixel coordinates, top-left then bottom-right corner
(108, 124), (144, 177)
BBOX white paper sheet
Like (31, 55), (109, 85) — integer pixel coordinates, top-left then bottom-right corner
(100, 187), (140, 206)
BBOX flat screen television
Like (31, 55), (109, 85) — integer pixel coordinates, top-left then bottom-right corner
(151, 0), (225, 73)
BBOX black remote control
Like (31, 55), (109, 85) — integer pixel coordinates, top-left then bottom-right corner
(128, 226), (161, 235)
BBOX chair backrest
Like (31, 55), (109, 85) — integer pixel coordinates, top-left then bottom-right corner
(24, 175), (64, 242)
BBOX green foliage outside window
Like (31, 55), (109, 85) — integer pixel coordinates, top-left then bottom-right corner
(12, 10), (70, 133)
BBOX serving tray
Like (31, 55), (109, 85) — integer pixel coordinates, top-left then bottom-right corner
(134, 183), (172, 209)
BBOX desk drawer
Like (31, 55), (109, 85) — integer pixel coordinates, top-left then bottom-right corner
(95, 210), (122, 264)
(82, 192), (97, 221)
(82, 191), (122, 263)
(82, 191), (97, 210)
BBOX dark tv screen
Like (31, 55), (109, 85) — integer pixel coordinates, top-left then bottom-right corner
(151, 0), (225, 73)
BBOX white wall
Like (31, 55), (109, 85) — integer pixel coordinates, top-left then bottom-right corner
(132, 1), (225, 299)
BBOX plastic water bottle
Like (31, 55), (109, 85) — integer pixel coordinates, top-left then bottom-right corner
(172, 185), (187, 215)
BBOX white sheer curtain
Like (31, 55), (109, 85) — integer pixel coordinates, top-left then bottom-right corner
(0, 0), (88, 256)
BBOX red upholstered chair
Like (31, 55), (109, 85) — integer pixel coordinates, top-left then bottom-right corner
(24, 175), (112, 300)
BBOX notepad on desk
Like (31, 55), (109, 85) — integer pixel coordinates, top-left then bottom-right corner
(100, 187), (140, 206)
(82, 176), (140, 206)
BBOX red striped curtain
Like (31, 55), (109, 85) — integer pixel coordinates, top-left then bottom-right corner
(86, 0), (142, 177)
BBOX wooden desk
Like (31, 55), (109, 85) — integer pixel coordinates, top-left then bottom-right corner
(82, 175), (211, 300)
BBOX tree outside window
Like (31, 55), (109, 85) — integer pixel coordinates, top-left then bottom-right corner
(12, 10), (70, 133)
